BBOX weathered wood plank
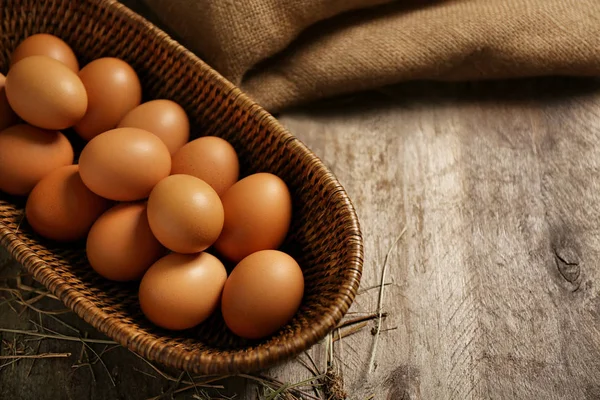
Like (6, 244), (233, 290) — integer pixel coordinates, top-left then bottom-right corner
(278, 79), (600, 399)
(3, 74), (600, 399)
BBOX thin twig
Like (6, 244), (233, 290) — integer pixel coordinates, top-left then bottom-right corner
(298, 356), (324, 399)
(333, 321), (368, 343)
(4, 289), (70, 315)
(298, 357), (318, 378)
(88, 361), (97, 383)
(145, 377), (226, 400)
(6, 299), (18, 314)
(134, 350), (226, 397)
(29, 318), (100, 383)
(336, 326), (345, 385)
(25, 313), (45, 377)
(76, 338), (86, 365)
(357, 282), (393, 295)
(336, 312), (387, 329)
(0, 328), (117, 345)
(0, 297), (15, 308)
(305, 351), (321, 375)
(324, 333), (331, 373)
(89, 344), (120, 365)
(0, 352), (71, 359)
(81, 337), (115, 386)
(16, 276), (59, 300)
(44, 313), (81, 334)
(187, 370), (202, 399)
(28, 319), (91, 353)
(70, 337), (96, 383)
(237, 374), (324, 400)
(133, 367), (157, 379)
(328, 333), (334, 367)
(0, 358), (21, 369)
(344, 311), (386, 315)
(18, 301), (71, 315)
(164, 371), (186, 397)
(130, 350), (192, 384)
(14, 212), (25, 234)
(25, 340), (42, 378)
(368, 226), (406, 374)
(23, 293), (47, 306)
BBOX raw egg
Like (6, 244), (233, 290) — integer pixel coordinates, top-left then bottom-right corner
(214, 173), (292, 262)
(118, 99), (189, 155)
(78, 127), (171, 201)
(221, 250), (304, 339)
(139, 252), (227, 330)
(0, 124), (73, 196)
(11, 33), (79, 73)
(26, 165), (110, 242)
(171, 136), (239, 196)
(75, 57), (142, 140)
(147, 174), (224, 254)
(5, 56), (88, 130)
(86, 202), (165, 281)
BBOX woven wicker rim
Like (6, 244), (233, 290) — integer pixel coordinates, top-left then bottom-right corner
(0, 0), (364, 374)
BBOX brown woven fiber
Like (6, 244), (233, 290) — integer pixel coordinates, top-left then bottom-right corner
(0, 0), (363, 374)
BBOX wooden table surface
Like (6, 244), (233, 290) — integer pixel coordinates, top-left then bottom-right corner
(3, 77), (600, 400)
(3, 3), (600, 399)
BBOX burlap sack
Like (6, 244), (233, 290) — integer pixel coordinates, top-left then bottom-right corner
(141, 0), (600, 112)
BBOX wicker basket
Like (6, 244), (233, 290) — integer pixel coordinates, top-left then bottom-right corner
(0, 0), (363, 374)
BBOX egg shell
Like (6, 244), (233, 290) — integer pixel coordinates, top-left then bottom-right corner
(11, 33), (79, 73)
(139, 252), (227, 330)
(86, 202), (165, 281)
(78, 127), (171, 201)
(0, 73), (18, 132)
(0, 124), (74, 196)
(214, 173), (292, 263)
(118, 99), (189, 155)
(5, 56), (87, 130)
(147, 174), (224, 254)
(221, 250), (304, 339)
(26, 165), (110, 242)
(75, 57), (142, 141)
(171, 136), (239, 196)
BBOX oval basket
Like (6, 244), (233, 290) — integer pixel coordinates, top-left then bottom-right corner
(0, 0), (363, 374)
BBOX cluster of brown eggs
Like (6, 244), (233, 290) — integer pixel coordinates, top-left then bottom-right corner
(0, 34), (304, 340)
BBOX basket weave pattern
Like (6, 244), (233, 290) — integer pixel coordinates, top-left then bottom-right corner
(0, 0), (363, 374)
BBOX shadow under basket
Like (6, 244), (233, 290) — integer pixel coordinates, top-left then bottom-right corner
(0, 0), (363, 374)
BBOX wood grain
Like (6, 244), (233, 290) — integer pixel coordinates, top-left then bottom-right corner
(2, 8), (600, 395)
(277, 78), (600, 400)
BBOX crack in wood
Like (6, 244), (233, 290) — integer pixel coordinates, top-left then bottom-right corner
(553, 248), (581, 292)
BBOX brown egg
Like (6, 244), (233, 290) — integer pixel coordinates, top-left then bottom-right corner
(0, 124), (74, 196)
(0, 73), (18, 132)
(214, 173), (292, 262)
(221, 250), (304, 339)
(118, 100), (189, 155)
(171, 136), (239, 196)
(5, 56), (87, 130)
(139, 252), (227, 330)
(26, 165), (110, 242)
(75, 57), (142, 141)
(78, 127), (171, 201)
(147, 174), (224, 254)
(11, 33), (79, 73)
(86, 202), (165, 281)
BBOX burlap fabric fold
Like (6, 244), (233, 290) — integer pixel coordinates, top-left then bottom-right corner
(142, 0), (600, 112)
